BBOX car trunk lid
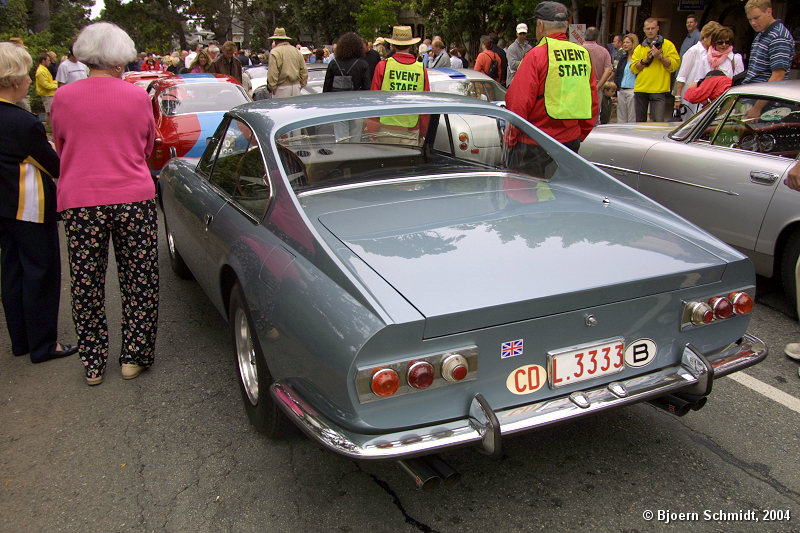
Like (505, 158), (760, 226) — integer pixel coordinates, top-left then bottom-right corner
(315, 177), (728, 338)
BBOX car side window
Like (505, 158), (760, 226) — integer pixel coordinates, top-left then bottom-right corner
(710, 97), (800, 158)
(209, 119), (270, 219)
(694, 96), (736, 144)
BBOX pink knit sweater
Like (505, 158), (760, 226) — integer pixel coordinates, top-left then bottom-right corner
(51, 77), (156, 211)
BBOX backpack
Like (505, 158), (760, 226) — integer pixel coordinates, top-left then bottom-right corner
(332, 59), (355, 91)
(487, 54), (499, 80)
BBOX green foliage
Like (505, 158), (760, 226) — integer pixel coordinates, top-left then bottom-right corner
(0, 0), (28, 33)
(102, 0), (181, 52)
(290, 0), (359, 45)
(353, 0), (400, 41)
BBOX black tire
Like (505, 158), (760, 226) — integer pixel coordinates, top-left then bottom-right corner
(229, 282), (290, 437)
(164, 216), (194, 280)
(780, 230), (800, 318)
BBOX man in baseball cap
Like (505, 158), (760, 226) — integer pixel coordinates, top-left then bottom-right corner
(506, 23), (532, 86)
(506, 0), (598, 154)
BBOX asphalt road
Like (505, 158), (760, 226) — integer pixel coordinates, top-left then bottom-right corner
(2, 215), (799, 533)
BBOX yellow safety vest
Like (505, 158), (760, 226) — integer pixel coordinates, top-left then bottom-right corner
(536, 37), (592, 120)
(380, 57), (425, 127)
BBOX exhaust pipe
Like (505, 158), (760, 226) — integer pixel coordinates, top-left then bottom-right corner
(648, 394), (707, 417)
(397, 458), (441, 491)
(422, 455), (461, 487)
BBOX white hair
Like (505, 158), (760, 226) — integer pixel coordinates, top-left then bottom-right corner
(0, 42), (32, 88)
(73, 22), (136, 69)
(540, 20), (569, 33)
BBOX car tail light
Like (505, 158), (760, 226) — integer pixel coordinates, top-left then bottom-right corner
(442, 354), (468, 382)
(681, 288), (753, 330)
(371, 368), (399, 397)
(458, 132), (469, 151)
(407, 361), (434, 389)
(709, 296), (733, 319)
(356, 346), (478, 403)
(687, 302), (713, 326)
(730, 291), (753, 315)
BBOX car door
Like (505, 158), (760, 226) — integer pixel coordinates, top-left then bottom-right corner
(164, 119), (229, 291)
(637, 93), (797, 254)
(203, 118), (277, 313)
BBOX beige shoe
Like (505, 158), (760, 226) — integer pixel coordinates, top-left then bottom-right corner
(86, 375), (103, 386)
(121, 363), (146, 380)
(785, 343), (800, 361)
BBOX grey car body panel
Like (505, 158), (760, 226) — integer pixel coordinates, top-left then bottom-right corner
(160, 92), (759, 437)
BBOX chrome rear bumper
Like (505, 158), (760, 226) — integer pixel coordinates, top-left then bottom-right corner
(270, 334), (766, 460)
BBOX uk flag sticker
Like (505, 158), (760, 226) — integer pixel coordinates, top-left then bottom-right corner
(501, 339), (524, 359)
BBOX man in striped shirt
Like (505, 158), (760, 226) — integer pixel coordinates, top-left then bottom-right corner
(742, 0), (794, 85)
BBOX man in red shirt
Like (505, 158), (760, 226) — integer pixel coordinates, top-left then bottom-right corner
(505, 1), (598, 154)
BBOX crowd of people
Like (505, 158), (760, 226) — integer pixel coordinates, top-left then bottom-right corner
(0, 0), (798, 387)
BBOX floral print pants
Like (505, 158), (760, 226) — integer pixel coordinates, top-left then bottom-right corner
(61, 200), (159, 379)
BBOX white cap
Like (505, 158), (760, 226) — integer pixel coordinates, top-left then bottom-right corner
(299, 46), (312, 55)
(418, 43), (429, 53)
(516, 23), (528, 34)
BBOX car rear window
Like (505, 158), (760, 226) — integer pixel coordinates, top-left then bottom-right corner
(276, 111), (558, 193)
(159, 83), (249, 116)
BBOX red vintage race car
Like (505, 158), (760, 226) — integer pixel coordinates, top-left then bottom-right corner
(122, 70), (175, 90)
(146, 73), (251, 176)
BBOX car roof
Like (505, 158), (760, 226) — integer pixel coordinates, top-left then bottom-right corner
(232, 91), (516, 132)
(152, 73), (242, 89)
(724, 79), (800, 101)
(427, 67), (495, 83)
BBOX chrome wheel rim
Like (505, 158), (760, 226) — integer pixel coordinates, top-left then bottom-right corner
(166, 228), (178, 259)
(234, 307), (259, 405)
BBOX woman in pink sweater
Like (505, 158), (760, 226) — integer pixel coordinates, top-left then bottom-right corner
(51, 22), (158, 386)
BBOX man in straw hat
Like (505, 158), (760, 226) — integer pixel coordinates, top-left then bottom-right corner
(506, 1), (597, 154)
(369, 26), (430, 145)
(266, 27), (307, 98)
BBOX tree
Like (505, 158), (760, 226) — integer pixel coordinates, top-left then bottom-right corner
(102, 0), (180, 52)
(31, 0), (51, 33)
(354, 0), (400, 42)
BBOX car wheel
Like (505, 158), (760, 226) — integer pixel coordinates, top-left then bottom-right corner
(164, 217), (194, 280)
(229, 282), (289, 437)
(780, 230), (800, 318)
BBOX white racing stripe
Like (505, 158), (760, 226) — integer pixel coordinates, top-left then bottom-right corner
(727, 372), (800, 415)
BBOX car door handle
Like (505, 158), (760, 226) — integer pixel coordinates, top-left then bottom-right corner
(750, 170), (779, 185)
(204, 214), (213, 227)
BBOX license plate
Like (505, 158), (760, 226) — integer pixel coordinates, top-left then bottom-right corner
(548, 338), (625, 389)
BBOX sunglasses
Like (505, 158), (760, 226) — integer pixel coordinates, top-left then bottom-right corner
(715, 39), (733, 46)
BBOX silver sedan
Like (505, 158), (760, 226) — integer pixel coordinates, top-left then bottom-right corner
(580, 80), (800, 307)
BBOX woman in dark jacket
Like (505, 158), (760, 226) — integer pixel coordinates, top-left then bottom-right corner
(323, 32), (371, 142)
(0, 42), (77, 364)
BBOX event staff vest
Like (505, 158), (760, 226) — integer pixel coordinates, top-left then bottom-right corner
(536, 37), (592, 120)
(380, 57), (425, 127)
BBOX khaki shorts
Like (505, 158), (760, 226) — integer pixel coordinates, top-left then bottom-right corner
(41, 95), (53, 114)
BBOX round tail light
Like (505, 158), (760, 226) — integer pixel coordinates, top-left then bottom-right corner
(371, 368), (399, 397)
(407, 361), (434, 389)
(729, 292), (754, 315)
(709, 296), (733, 319)
(688, 301), (713, 326)
(442, 354), (468, 382)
